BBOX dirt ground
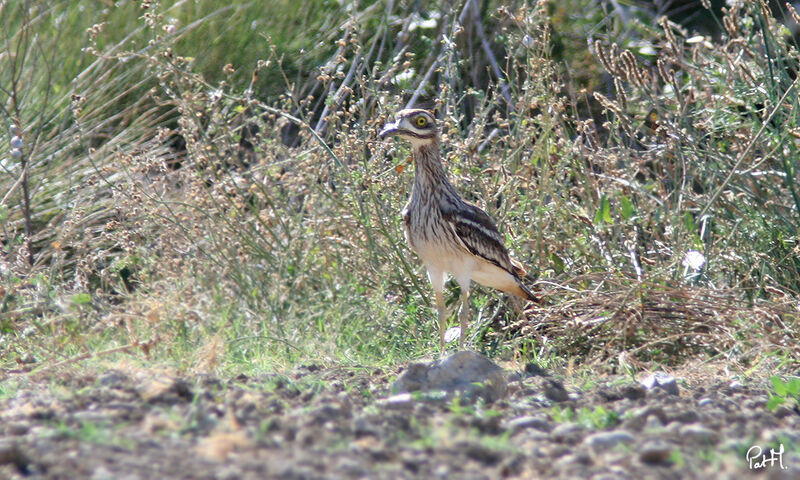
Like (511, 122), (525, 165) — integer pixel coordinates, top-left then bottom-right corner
(1, 358), (799, 480)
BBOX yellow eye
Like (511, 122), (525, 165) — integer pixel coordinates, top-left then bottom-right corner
(414, 116), (428, 127)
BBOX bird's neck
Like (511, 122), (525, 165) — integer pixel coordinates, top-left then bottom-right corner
(411, 140), (454, 193)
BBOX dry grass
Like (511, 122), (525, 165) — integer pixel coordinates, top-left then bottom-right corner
(1, 0), (799, 373)
(513, 276), (799, 367)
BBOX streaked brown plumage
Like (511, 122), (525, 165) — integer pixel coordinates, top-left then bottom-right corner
(379, 108), (537, 349)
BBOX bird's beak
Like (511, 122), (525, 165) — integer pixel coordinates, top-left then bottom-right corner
(379, 121), (399, 139)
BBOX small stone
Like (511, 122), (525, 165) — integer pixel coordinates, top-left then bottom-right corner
(463, 441), (503, 465)
(352, 416), (378, 437)
(544, 379), (569, 403)
(773, 405), (794, 419)
(622, 406), (667, 431)
(590, 474), (620, 480)
(584, 430), (635, 451)
(640, 372), (679, 395)
(729, 380), (743, 391)
(668, 409), (700, 424)
(697, 397), (712, 407)
(0, 440), (28, 470)
(679, 424), (718, 444)
(73, 411), (109, 423)
(6, 422), (30, 436)
(645, 415), (665, 431)
(552, 423), (587, 444)
(524, 362), (547, 376)
(554, 452), (592, 470)
(97, 370), (129, 387)
(443, 326), (461, 344)
(598, 383), (646, 401)
(506, 416), (553, 434)
(639, 440), (673, 464)
(377, 393), (414, 409)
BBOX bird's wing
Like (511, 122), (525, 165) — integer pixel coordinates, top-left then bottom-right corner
(441, 201), (518, 275)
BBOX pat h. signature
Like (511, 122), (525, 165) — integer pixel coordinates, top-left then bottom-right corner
(746, 444), (787, 470)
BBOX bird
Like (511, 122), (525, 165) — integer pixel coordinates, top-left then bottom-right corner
(379, 108), (538, 349)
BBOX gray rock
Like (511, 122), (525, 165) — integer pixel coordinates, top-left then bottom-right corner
(6, 422), (30, 436)
(639, 440), (673, 464)
(679, 424), (719, 443)
(622, 406), (667, 431)
(553, 452), (592, 470)
(697, 397), (712, 407)
(352, 415), (379, 437)
(73, 410), (109, 423)
(598, 383), (646, 401)
(506, 415), (554, 435)
(668, 409), (700, 424)
(0, 440), (29, 472)
(377, 393), (414, 410)
(584, 430), (635, 451)
(640, 372), (679, 395)
(544, 379), (569, 403)
(391, 351), (507, 402)
(552, 422), (587, 444)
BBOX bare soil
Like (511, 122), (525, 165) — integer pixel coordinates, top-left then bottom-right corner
(1, 360), (798, 479)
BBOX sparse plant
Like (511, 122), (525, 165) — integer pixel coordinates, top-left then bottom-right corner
(550, 405), (619, 430)
(766, 376), (800, 412)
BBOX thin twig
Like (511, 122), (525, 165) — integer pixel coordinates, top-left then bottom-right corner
(22, 338), (159, 376)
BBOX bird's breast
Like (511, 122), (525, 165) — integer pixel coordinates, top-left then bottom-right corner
(403, 192), (466, 272)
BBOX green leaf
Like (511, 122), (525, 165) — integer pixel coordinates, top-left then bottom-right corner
(785, 378), (800, 396)
(594, 195), (612, 224)
(766, 395), (785, 411)
(620, 196), (635, 220)
(70, 293), (92, 305)
(550, 252), (565, 275)
(770, 376), (787, 397)
(683, 211), (696, 233)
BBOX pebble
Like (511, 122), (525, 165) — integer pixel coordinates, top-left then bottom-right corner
(638, 440), (673, 464)
(6, 422), (30, 436)
(599, 383), (646, 401)
(668, 409), (700, 424)
(640, 372), (679, 396)
(73, 411), (109, 423)
(377, 393), (413, 410)
(584, 430), (635, 451)
(544, 379), (569, 403)
(552, 423), (587, 444)
(623, 406), (667, 431)
(679, 424), (719, 443)
(506, 416), (554, 434)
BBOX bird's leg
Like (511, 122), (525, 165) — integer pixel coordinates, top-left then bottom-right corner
(428, 268), (448, 352)
(435, 289), (447, 351)
(458, 286), (470, 349)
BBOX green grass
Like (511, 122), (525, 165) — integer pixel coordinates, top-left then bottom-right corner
(1, 0), (799, 375)
(549, 405), (619, 430)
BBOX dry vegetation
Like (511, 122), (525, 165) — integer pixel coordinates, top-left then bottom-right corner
(1, 0), (799, 375)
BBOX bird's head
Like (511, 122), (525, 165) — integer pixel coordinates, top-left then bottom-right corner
(379, 109), (438, 148)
